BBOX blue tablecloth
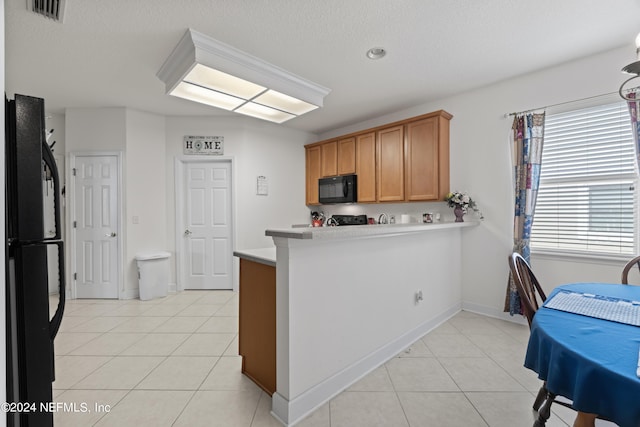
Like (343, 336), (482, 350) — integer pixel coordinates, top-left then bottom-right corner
(525, 283), (640, 427)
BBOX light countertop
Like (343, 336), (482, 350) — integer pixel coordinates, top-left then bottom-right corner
(265, 220), (479, 240)
(233, 247), (276, 266)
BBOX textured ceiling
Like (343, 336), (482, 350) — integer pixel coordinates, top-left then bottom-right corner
(5, 0), (640, 134)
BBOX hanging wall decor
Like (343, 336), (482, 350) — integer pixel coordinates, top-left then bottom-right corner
(183, 135), (224, 155)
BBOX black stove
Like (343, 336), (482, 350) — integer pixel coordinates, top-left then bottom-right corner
(331, 214), (368, 226)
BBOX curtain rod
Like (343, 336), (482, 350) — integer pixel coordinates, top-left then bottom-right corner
(505, 91), (618, 118)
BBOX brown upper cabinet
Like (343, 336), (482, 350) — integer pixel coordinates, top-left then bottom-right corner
(355, 132), (376, 203)
(405, 115), (450, 201)
(305, 136), (357, 204)
(320, 141), (338, 177)
(377, 125), (405, 202)
(337, 137), (356, 175)
(317, 138), (356, 178)
(305, 145), (322, 205)
(305, 110), (452, 205)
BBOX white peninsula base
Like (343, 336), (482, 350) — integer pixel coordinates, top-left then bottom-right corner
(265, 222), (476, 426)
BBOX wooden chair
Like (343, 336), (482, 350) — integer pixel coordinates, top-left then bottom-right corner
(621, 255), (640, 284)
(508, 253), (573, 426)
(508, 253), (547, 328)
(510, 253), (612, 426)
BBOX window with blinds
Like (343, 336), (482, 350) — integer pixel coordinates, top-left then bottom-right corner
(530, 102), (637, 256)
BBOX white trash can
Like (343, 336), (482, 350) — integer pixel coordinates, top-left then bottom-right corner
(135, 251), (171, 301)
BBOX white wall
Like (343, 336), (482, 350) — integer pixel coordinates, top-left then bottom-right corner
(66, 107), (168, 298)
(272, 226), (464, 425)
(320, 201), (468, 225)
(165, 116), (316, 287)
(63, 110), (315, 297)
(124, 109), (167, 296)
(46, 113), (65, 155)
(65, 108), (126, 151)
(320, 45), (636, 321)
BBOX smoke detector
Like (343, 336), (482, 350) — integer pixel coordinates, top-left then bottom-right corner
(27, 0), (66, 22)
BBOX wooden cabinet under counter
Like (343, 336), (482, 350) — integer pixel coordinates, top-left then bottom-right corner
(238, 257), (276, 395)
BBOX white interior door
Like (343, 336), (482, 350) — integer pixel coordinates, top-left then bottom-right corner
(73, 155), (120, 299)
(183, 161), (232, 290)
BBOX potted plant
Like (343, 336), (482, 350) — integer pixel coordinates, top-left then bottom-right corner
(445, 191), (482, 222)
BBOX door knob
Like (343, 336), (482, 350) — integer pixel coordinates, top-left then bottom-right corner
(184, 229), (192, 236)
(104, 232), (116, 237)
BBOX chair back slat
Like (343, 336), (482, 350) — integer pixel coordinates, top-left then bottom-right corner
(621, 255), (640, 285)
(508, 253), (547, 328)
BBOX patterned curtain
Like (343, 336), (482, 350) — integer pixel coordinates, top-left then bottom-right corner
(504, 112), (546, 315)
(627, 91), (640, 173)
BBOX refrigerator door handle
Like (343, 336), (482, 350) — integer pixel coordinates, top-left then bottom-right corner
(46, 240), (65, 339)
(42, 138), (66, 338)
(42, 140), (62, 241)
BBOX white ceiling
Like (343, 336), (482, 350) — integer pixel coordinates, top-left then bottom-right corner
(5, 1), (640, 134)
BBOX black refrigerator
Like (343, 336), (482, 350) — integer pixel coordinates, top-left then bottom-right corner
(5, 94), (65, 426)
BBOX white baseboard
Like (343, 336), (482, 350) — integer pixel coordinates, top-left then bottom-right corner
(461, 300), (528, 326)
(271, 303), (462, 426)
(120, 288), (139, 300)
(120, 282), (177, 300)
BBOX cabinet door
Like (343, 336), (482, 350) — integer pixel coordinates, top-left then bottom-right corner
(356, 132), (376, 202)
(238, 259), (276, 395)
(321, 141), (338, 177)
(436, 114), (451, 200)
(337, 137), (356, 175)
(306, 146), (321, 205)
(405, 117), (439, 201)
(376, 125), (405, 202)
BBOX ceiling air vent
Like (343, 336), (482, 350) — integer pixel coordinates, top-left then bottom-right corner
(27, 0), (66, 22)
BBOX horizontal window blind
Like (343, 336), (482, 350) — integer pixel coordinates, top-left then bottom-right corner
(531, 102), (637, 255)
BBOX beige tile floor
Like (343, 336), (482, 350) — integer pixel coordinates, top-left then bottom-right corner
(49, 291), (614, 427)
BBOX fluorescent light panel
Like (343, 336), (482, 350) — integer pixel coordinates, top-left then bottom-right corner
(253, 90), (318, 115)
(157, 29), (331, 124)
(184, 64), (266, 100)
(170, 64), (318, 123)
(170, 81), (245, 110)
(236, 102), (296, 124)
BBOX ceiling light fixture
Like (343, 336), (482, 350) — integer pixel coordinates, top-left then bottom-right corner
(366, 47), (386, 60)
(157, 29), (331, 124)
(619, 32), (640, 100)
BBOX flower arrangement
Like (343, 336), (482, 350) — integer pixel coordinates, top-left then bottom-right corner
(445, 191), (483, 219)
(445, 191), (473, 211)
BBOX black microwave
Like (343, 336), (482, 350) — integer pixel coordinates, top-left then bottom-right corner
(319, 174), (357, 204)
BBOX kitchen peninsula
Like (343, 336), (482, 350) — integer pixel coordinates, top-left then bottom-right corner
(235, 220), (477, 426)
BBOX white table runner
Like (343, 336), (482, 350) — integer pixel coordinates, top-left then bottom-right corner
(544, 290), (640, 327)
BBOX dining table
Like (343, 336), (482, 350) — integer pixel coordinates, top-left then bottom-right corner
(524, 282), (640, 427)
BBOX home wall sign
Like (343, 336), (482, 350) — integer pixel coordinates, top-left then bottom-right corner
(183, 135), (224, 155)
